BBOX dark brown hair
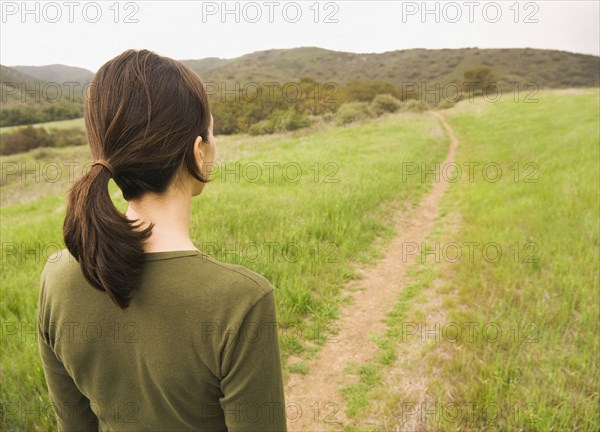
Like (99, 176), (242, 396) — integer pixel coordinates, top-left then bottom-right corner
(63, 49), (211, 309)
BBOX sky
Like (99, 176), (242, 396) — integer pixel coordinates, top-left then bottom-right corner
(1, 1), (598, 71)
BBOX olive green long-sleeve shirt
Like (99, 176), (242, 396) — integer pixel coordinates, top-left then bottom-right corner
(38, 249), (287, 431)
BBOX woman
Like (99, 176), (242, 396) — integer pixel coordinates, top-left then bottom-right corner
(37, 49), (287, 431)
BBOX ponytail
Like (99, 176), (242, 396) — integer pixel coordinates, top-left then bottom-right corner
(64, 49), (212, 308)
(63, 163), (152, 309)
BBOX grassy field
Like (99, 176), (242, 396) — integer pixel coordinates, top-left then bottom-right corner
(0, 117), (85, 134)
(434, 89), (599, 431)
(341, 89), (599, 431)
(0, 111), (447, 430)
(1, 89), (598, 431)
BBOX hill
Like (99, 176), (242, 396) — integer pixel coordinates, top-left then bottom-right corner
(182, 46), (599, 89)
(0, 65), (84, 126)
(179, 57), (232, 75)
(1, 47), (598, 128)
(12, 64), (94, 86)
(0, 65), (45, 105)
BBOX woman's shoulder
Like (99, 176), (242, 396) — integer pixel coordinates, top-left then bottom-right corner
(192, 252), (274, 297)
(39, 248), (276, 309)
(141, 250), (275, 306)
(40, 248), (80, 282)
(42, 249), (273, 290)
(176, 253), (278, 333)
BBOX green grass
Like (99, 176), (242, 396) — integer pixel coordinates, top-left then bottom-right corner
(0, 111), (447, 431)
(0, 117), (85, 134)
(340, 89), (600, 431)
(287, 361), (310, 375)
(434, 89), (600, 431)
(3, 88), (597, 431)
(0, 145), (92, 206)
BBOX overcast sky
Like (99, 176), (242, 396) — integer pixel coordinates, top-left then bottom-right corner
(1, 1), (598, 71)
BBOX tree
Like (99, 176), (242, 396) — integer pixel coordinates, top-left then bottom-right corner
(338, 80), (399, 103)
(462, 67), (498, 98)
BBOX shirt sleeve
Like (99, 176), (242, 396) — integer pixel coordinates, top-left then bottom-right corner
(219, 289), (288, 432)
(38, 263), (99, 431)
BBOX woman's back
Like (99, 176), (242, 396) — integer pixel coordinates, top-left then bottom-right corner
(39, 249), (287, 431)
(37, 49), (287, 431)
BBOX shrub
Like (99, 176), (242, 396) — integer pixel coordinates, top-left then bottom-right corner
(0, 126), (86, 155)
(0, 126), (54, 155)
(248, 119), (275, 135)
(335, 102), (374, 125)
(272, 109), (311, 132)
(248, 109), (311, 135)
(400, 100), (428, 112)
(371, 94), (402, 116)
(211, 79), (328, 135)
(0, 102), (83, 127)
(462, 66), (498, 97)
(321, 112), (336, 123)
(49, 128), (87, 147)
(338, 79), (399, 103)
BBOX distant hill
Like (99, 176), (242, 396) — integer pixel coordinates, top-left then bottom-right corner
(12, 64), (94, 86)
(180, 57), (232, 75)
(0, 65), (46, 105)
(0, 65), (84, 126)
(182, 47), (600, 89)
(1, 64), (90, 107)
(3, 47), (598, 101)
(1, 47), (598, 128)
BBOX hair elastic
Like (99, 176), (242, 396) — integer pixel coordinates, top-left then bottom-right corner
(93, 160), (116, 178)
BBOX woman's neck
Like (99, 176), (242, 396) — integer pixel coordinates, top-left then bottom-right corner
(125, 188), (197, 253)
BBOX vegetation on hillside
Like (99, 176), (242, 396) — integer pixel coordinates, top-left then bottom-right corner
(0, 126), (86, 155)
(184, 47), (599, 91)
(0, 65), (84, 127)
(2, 47), (598, 129)
(12, 64), (94, 85)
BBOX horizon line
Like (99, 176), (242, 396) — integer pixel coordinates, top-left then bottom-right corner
(4, 45), (599, 72)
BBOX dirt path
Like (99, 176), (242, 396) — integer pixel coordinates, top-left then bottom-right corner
(284, 111), (459, 431)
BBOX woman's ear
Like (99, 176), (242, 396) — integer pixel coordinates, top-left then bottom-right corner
(193, 136), (204, 170)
